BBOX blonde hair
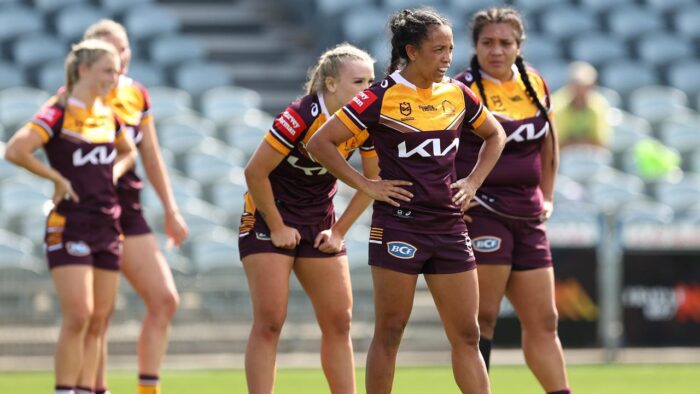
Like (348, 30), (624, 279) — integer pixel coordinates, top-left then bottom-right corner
(84, 19), (128, 40)
(305, 43), (375, 95)
(64, 39), (119, 94)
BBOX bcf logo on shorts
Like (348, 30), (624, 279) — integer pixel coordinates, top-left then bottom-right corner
(473, 236), (501, 253)
(66, 241), (91, 257)
(387, 241), (417, 259)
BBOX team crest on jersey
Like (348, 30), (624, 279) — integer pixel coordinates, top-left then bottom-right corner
(349, 90), (377, 114)
(472, 236), (501, 253)
(66, 241), (91, 257)
(441, 100), (456, 115)
(387, 241), (417, 259)
(399, 102), (412, 116)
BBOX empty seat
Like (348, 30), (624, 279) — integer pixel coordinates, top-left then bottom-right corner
(37, 60), (67, 94)
(200, 86), (262, 126)
(14, 209), (49, 244)
(617, 200), (674, 226)
(182, 142), (246, 185)
(0, 145), (22, 181)
(342, 7), (387, 44)
(533, 60), (570, 91)
(560, 144), (614, 177)
(599, 61), (658, 96)
(540, 6), (598, 39)
(628, 85), (690, 125)
(672, 6), (700, 39)
(588, 169), (645, 212)
(569, 34), (628, 67)
(124, 5), (179, 41)
(149, 35), (205, 69)
(0, 229), (40, 268)
(658, 115), (700, 156)
(55, 6), (107, 43)
(667, 60), (700, 99)
(654, 175), (700, 213)
(34, 0), (89, 14)
(126, 61), (165, 87)
(522, 34), (563, 62)
(173, 62), (232, 98)
(636, 34), (694, 68)
(208, 172), (248, 217)
(0, 62), (27, 90)
(0, 87), (51, 130)
(157, 118), (215, 155)
(12, 34), (66, 69)
(579, 0), (635, 12)
(513, 0), (569, 12)
(0, 176), (52, 218)
(0, 7), (43, 43)
(607, 6), (663, 40)
(189, 230), (240, 274)
(147, 86), (193, 119)
(644, 0), (697, 12)
(100, 0), (154, 15)
(177, 200), (228, 237)
(141, 170), (202, 210)
(223, 116), (270, 157)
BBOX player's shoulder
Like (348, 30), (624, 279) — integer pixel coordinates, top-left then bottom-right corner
(119, 75), (149, 97)
(34, 100), (65, 127)
(283, 93), (324, 124)
(452, 68), (476, 88)
(521, 63), (548, 88)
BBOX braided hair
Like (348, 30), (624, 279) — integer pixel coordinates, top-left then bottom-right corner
(387, 8), (449, 75)
(469, 7), (557, 159)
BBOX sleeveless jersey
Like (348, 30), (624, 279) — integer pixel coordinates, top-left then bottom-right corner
(336, 71), (487, 234)
(243, 92), (376, 226)
(454, 65), (552, 218)
(28, 97), (124, 217)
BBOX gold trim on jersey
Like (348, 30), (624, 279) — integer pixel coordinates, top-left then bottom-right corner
(470, 67), (549, 121)
(379, 83), (469, 132)
(46, 211), (66, 250)
(239, 192), (257, 236)
(369, 227), (383, 244)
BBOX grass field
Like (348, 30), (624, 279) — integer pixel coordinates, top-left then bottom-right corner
(1, 364), (699, 393)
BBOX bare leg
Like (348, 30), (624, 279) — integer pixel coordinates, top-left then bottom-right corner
(365, 267), (418, 394)
(77, 268), (120, 389)
(52, 266), (94, 388)
(242, 253), (295, 394)
(295, 256), (355, 394)
(426, 270), (490, 394)
(507, 268), (569, 392)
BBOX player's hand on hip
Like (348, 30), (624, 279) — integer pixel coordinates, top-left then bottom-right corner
(451, 177), (478, 210)
(271, 225), (301, 249)
(363, 179), (413, 207)
(540, 199), (554, 221)
(462, 200), (480, 223)
(52, 177), (79, 205)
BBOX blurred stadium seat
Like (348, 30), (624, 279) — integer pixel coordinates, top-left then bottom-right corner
(124, 5), (180, 41)
(200, 86), (262, 126)
(0, 87), (51, 131)
(0, 62), (27, 90)
(173, 62), (231, 99)
(55, 6), (107, 43)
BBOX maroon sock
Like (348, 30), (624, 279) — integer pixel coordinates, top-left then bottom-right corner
(548, 389), (572, 394)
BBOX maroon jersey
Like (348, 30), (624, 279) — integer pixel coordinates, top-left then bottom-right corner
(454, 66), (552, 218)
(29, 97), (124, 218)
(107, 75), (152, 202)
(336, 71), (487, 234)
(243, 92), (376, 226)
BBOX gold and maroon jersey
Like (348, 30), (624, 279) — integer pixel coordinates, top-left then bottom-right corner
(454, 65), (552, 219)
(336, 71), (487, 234)
(29, 97), (124, 217)
(244, 92), (377, 225)
(106, 75), (151, 196)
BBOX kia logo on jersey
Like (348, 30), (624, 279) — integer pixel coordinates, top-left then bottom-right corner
(387, 241), (417, 259)
(397, 138), (459, 158)
(72, 146), (116, 166)
(472, 236), (501, 253)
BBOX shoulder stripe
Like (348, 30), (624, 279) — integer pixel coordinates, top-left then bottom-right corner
(33, 118), (54, 138)
(268, 128), (295, 149)
(468, 104), (484, 124)
(342, 107), (367, 130)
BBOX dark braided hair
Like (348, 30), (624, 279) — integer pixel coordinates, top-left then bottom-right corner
(387, 8), (449, 75)
(469, 7), (556, 167)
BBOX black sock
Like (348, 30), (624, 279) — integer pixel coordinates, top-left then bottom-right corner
(479, 337), (492, 372)
(547, 390), (571, 394)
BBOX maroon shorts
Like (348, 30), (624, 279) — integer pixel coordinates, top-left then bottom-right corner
(118, 189), (151, 236)
(45, 211), (122, 271)
(466, 206), (552, 271)
(368, 226), (475, 275)
(238, 212), (346, 260)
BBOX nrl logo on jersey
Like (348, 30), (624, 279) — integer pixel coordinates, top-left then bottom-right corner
(399, 102), (412, 116)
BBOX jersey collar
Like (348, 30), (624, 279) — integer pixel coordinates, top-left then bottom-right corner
(480, 64), (519, 84)
(317, 92), (331, 118)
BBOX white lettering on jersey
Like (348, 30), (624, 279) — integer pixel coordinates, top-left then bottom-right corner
(73, 146), (116, 166)
(505, 122), (548, 143)
(286, 155), (328, 176)
(398, 138), (459, 158)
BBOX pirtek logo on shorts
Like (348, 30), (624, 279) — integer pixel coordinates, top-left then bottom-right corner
(387, 241), (417, 259)
(472, 236), (501, 253)
(66, 241), (91, 257)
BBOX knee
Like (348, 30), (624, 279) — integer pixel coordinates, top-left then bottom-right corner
(86, 309), (113, 337)
(146, 289), (180, 321)
(478, 307), (500, 335)
(252, 311), (287, 341)
(523, 308), (559, 336)
(454, 321), (481, 348)
(319, 308), (352, 338)
(62, 307), (92, 334)
(376, 316), (409, 350)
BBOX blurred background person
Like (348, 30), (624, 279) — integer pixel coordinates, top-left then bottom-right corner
(552, 61), (611, 150)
